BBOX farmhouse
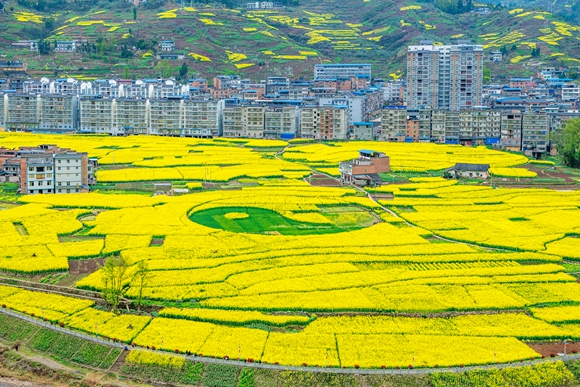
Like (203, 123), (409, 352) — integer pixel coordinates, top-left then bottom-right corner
(246, 1), (284, 9)
(446, 163), (490, 179)
(54, 41), (76, 52)
(490, 51), (503, 62)
(339, 149), (390, 186)
(161, 40), (175, 52)
(156, 53), (185, 60)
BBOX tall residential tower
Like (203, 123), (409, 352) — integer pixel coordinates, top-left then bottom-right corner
(406, 41), (484, 110)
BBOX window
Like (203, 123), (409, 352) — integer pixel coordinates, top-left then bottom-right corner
(28, 167), (34, 172)
(57, 160), (61, 163)
(30, 181), (34, 186)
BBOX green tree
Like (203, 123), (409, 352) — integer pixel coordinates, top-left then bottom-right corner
(133, 7), (137, 20)
(554, 119), (580, 168)
(179, 62), (188, 79)
(155, 59), (174, 78)
(101, 256), (129, 312)
(132, 260), (152, 312)
(483, 66), (491, 83)
(123, 66), (130, 79)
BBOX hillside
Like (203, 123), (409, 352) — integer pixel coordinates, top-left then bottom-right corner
(478, 0), (580, 24)
(0, 0), (579, 80)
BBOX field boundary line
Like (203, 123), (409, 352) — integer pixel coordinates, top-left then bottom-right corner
(3, 307), (580, 375)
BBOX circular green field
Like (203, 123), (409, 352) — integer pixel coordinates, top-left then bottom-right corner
(189, 207), (368, 235)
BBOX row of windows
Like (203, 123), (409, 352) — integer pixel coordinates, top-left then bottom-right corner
(28, 166), (52, 172)
(29, 188), (80, 194)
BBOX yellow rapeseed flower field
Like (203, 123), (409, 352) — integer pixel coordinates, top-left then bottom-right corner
(2, 133), (580, 368)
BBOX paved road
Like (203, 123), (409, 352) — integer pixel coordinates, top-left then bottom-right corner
(3, 307), (580, 375)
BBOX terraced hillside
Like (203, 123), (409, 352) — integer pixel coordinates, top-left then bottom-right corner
(0, 0), (579, 79)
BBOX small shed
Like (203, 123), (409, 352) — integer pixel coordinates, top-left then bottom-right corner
(154, 182), (172, 194)
(446, 163), (490, 179)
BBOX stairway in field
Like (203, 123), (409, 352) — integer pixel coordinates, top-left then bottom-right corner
(109, 349), (129, 373)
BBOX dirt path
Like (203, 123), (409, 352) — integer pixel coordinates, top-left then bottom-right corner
(0, 377), (45, 387)
(25, 355), (78, 374)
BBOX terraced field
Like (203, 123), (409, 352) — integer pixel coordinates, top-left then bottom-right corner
(1, 0), (579, 78)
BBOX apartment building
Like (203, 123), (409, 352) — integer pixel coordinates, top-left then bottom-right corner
(406, 41), (484, 110)
(380, 107), (407, 141)
(407, 108), (432, 142)
(79, 97), (114, 133)
(183, 100), (223, 137)
(380, 107), (544, 149)
(115, 98), (149, 135)
(0, 94), (5, 130)
(245, 106), (267, 138)
(430, 110), (446, 143)
(149, 99), (183, 136)
(444, 111), (460, 143)
(562, 84), (579, 101)
(318, 89), (383, 126)
(0, 145), (96, 194)
(4, 94), (40, 131)
(406, 119), (420, 142)
(78, 97), (222, 136)
(266, 77), (290, 96)
(222, 105), (245, 137)
(500, 111), (523, 151)
(314, 64), (372, 80)
(38, 95), (77, 132)
(264, 106), (299, 139)
(222, 105), (266, 138)
(300, 106), (348, 140)
(352, 122), (377, 141)
(522, 113), (549, 153)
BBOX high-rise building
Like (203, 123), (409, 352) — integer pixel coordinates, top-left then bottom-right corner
(406, 41), (484, 110)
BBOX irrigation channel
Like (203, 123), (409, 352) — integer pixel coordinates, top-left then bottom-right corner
(1, 307), (580, 376)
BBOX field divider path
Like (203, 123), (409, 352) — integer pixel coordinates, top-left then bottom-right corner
(301, 168), (514, 253)
(0, 276), (130, 306)
(2, 307), (580, 375)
